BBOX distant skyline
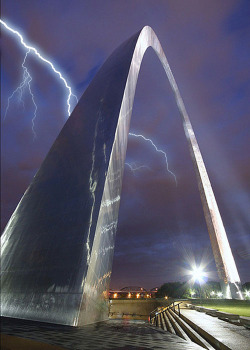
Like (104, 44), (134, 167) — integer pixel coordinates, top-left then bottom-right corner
(1, 0), (250, 289)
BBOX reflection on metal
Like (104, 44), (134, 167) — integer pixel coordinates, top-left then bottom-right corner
(1, 26), (242, 326)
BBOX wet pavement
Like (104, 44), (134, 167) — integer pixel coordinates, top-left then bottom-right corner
(1, 317), (203, 350)
(181, 309), (250, 350)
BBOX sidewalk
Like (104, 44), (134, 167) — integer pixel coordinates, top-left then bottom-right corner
(181, 309), (250, 350)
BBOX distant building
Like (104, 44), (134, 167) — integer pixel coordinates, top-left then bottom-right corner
(109, 286), (159, 299)
(150, 287), (159, 298)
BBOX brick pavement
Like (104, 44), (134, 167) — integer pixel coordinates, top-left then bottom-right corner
(1, 317), (203, 350)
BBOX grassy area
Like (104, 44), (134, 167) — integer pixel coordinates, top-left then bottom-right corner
(189, 299), (250, 317)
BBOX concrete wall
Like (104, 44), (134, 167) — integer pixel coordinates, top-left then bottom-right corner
(109, 299), (172, 320)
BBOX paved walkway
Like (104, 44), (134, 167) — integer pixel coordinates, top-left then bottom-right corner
(1, 317), (203, 350)
(181, 309), (250, 350)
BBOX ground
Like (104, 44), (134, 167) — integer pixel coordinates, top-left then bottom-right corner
(190, 299), (250, 317)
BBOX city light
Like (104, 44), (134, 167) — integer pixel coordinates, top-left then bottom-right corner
(113, 293), (117, 298)
(164, 296), (168, 300)
(128, 293), (131, 298)
(136, 293), (140, 298)
(190, 290), (196, 297)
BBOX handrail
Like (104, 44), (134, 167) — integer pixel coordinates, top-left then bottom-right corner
(169, 301), (182, 316)
(150, 301), (183, 322)
(150, 307), (159, 318)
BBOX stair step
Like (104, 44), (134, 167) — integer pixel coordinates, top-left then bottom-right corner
(156, 314), (160, 328)
(160, 312), (167, 331)
(162, 311), (176, 334)
(165, 310), (190, 341)
(168, 309), (214, 350)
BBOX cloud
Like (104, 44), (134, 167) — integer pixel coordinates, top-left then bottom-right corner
(1, 0), (249, 288)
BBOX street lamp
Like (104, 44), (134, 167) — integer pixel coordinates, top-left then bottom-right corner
(244, 291), (250, 298)
(191, 266), (205, 284)
(190, 290), (195, 298)
(189, 265), (206, 300)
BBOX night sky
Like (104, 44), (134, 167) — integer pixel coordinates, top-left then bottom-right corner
(1, 0), (250, 290)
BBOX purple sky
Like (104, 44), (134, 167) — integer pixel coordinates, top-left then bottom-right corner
(1, 0), (250, 290)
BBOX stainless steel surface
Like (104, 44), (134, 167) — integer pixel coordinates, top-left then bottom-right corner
(1, 26), (242, 327)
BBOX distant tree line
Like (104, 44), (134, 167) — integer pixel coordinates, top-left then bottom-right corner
(242, 282), (250, 290)
(156, 281), (221, 299)
(156, 281), (250, 299)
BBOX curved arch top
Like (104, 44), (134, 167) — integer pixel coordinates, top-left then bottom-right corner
(1, 26), (242, 327)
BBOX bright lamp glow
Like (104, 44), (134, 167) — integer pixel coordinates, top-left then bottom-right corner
(190, 266), (205, 284)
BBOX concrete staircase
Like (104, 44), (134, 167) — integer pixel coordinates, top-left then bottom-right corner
(150, 303), (222, 350)
(150, 302), (250, 350)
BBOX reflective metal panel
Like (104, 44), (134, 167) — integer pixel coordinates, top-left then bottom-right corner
(1, 30), (140, 325)
(1, 26), (242, 327)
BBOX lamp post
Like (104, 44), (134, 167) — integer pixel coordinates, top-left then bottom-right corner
(190, 290), (195, 298)
(190, 266), (206, 304)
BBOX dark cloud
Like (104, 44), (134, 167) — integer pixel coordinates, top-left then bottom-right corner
(1, 0), (250, 289)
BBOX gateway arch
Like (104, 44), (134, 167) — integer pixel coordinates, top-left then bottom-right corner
(1, 26), (242, 326)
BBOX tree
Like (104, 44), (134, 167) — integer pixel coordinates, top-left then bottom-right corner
(242, 282), (250, 290)
(156, 281), (222, 299)
(156, 282), (188, 298)
(201, 281), (221, 298)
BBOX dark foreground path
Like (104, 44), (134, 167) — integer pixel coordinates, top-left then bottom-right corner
(1, 317), (203, 350)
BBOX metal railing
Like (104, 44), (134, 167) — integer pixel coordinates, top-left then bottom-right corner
(150, 301), (183, 324)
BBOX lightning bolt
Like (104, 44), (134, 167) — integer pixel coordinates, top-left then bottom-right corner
(125, 162), (151, 175)
(1, 19), (176, 186)
(128, 132), (177, 185)
(4, 49), (38, 139)
(1, 19), (77, 138)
